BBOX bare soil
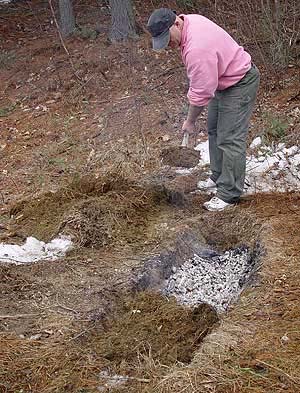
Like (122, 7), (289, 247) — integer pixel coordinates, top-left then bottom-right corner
(0, 1), (300, 392)
(161, 145), (200, 168)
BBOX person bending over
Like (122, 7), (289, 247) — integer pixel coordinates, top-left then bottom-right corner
(147, 8), (260, 211)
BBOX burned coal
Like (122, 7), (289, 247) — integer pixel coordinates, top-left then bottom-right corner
(163, 246), (256, 313)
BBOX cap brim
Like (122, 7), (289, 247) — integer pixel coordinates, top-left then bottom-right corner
(152, 30), (170, 51)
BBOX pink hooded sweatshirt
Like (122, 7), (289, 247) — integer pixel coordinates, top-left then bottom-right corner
(180, 14), (251, 107)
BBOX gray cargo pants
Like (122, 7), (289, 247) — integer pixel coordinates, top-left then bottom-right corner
(207, 64), (260, 203)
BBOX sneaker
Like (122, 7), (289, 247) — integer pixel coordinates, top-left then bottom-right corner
(197, 178), (216, 191)
(203, 196), (234, 211)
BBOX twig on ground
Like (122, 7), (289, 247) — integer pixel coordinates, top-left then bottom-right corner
(135, 97), (148, 156)
(255, 359), (300, 385)
(55, 303), (79, 314)
(0, 313), (40, 319)
(128, 377), (150, 383)
(68, 325), (95, 341)
(150, 74), (173, 91)
(0, 191), (5, 204)
(156, 66), (182, 79)
(71, 75), (97, 100)
(54, 294), (80, 314)
(10, 176), (20, 192)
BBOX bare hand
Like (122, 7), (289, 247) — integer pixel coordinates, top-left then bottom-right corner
(182, 119), (196, 135)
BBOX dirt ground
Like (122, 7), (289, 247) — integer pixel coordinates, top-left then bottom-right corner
(1, 1), (300, 392)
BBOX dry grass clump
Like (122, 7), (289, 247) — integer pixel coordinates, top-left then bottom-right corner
(95, 291), (218, 367)
(0, 292), (218, 393)
(198, 208), (262, 251)
(153, 319), (300, 393)
(9, 171), (130, 240)
(0, 332), (105, 393)
(60, 188), (161, 248)
(9, 171), (171, 246)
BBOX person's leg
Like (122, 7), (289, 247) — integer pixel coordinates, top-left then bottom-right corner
(215, 66), (260, 203)
(207, 94), (222, 183)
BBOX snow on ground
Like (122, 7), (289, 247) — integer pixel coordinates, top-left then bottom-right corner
(176, 137), (300, 194)
(245, 138), (300, 193)
(0, 236), (73, 264)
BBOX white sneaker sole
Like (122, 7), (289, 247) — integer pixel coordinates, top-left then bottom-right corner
(203, 201), (234, 211)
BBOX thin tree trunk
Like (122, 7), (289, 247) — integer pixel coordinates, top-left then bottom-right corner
(59, 0), (75, 37)
(109, 0), (137, 42)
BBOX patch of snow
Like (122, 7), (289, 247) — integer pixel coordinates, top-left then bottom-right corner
(98, 371), (128, 391)
(195, 140), (210, 165)
(245, 143), (300, 194)
(194, 139), (300, 194)
(0, 236), (73, 264)
(250, 136), (262, 149)
(175, 167), (193, 175)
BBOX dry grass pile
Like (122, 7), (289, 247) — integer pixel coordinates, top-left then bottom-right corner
(0, 291), (218, 393)
(59, 186), (163, 248)
(9, 172), (127, 239)
(9, 172), (173, 247)
(0, 331), (104, 393)
(152, 324), (300, 393)
(197, 208), (262, 251)
(96, 291), (218, 367)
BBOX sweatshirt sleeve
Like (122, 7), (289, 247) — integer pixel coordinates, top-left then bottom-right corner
(185, 49), (218, 107)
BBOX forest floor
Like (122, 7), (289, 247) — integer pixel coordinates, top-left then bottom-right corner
(0, 1), (300, 392)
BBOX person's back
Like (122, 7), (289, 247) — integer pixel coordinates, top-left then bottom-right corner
(181, 14), (251, 106)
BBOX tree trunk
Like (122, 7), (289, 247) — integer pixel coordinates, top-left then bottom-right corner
(109, 0), (137, 42)
(59, 0), (75, 37)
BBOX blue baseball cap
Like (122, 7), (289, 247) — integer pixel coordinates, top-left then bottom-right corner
(147, 8), (176, 50)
